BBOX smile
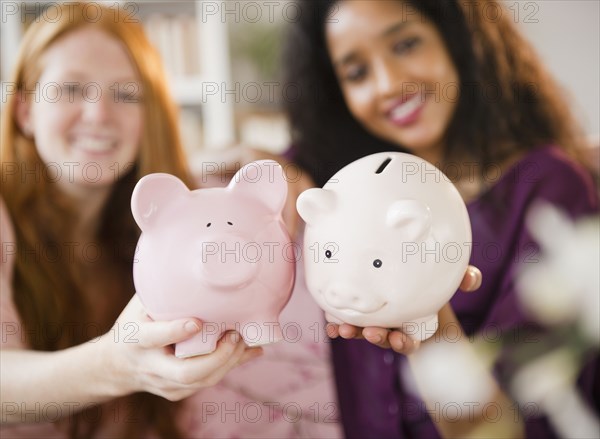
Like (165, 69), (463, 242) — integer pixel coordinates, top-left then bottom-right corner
(387, 94), (424, 127)
(72, 136), (117, 155)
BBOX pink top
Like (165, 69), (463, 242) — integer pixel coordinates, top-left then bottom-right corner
(0, 197), (342, 438)
(178, 259), (342, 438)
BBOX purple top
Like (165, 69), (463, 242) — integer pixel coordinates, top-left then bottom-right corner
(330, 146), (599, 438)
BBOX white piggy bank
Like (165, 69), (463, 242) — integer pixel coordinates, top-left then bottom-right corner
(297, 152), (472, 341)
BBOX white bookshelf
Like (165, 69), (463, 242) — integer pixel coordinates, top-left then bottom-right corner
(0, 1), (236, 151)
(131, 0), (236, 150)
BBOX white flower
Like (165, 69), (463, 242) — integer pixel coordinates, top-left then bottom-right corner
(401, 340), (496, 407)
(511, 348), (599, 438)
(517, 203), (600, 344)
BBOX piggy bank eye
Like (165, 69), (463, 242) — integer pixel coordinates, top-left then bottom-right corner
(325, 250), (332, 259)
(373, 259), (383, 268)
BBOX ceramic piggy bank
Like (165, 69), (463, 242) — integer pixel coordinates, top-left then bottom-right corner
(132, 160), (295, 357)
(297, 152), (471, 341)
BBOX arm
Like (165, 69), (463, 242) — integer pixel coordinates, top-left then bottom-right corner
(1, 295), (262, 424)
(1, 197), (261, 424)
(406, 304), (524, 439)
(328, 266), (523, 438)
(1, 340), (121, 422)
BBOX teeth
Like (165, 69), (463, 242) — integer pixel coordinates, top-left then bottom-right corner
(390, 95), (422, 120)
(74, 137), (114, 153)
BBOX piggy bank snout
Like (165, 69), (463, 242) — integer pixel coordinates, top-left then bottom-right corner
(323, 285), (386, 314)
(200, 235), (258, 288)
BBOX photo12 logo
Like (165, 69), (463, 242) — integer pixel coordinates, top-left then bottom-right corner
(1, 81), (141, 105)
(1, 2), (139, 25)
(1, 161), (135, 185)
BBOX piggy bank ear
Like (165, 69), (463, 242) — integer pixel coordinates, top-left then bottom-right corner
(297, 188), (336, 226)
(229, 160), (287, 214)
(386, 199), (432, 242)
(131, 173), (189, 231)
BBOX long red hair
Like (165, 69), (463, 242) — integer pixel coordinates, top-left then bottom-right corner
(1, 2), (193, 437)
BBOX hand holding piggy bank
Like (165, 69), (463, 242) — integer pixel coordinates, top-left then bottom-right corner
(297, 152), (471, 341)
(132, 160), (295, 357)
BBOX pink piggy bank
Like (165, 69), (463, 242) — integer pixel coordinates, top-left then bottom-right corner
(131, 160), (295, 357)
(297, 152), (471, 341)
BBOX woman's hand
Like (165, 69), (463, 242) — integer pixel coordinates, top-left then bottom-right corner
(100, 295), (262, 401)
(326, 265), (482, 355)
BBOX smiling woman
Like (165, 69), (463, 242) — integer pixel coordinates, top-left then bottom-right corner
(15, 26), (144, 195)
(326, 0), (459, 162)
(1, 3), (259, 438)
(286, 0), (591, 190)
(281, 1), (599, 438)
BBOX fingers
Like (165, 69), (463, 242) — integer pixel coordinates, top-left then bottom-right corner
(175, 332), (247, 386)
(146, 332), (246, 388)
(459, 265), (482, 292)
(155, 348), (263, 401)
(326, 323), (421, 356)
(362, 327), (391, 348)
(117, 295), (266, 399)
(137, 318), (202, 349)
(387, 330), (420, 355)
(326, 323), (365, 340)
(338, 323), (363, 339)
(326, 323), (340, 338)
(361, 327), (420, 354)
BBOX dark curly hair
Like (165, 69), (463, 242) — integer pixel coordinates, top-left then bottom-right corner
(283, 0), (587, 186)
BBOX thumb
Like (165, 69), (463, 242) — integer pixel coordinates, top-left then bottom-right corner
(137, 318), (202, 349)
(459, 265), (482, 292)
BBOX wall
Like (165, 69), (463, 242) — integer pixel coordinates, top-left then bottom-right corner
(509, 0), (600, 141)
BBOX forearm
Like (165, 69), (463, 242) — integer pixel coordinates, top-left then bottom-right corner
(407, 305), (524, 438)
(1, 339), (120, 424)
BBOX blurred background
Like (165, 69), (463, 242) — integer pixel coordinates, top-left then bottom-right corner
(1, 0), (599, 172)
(1, 3), (598, 436)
